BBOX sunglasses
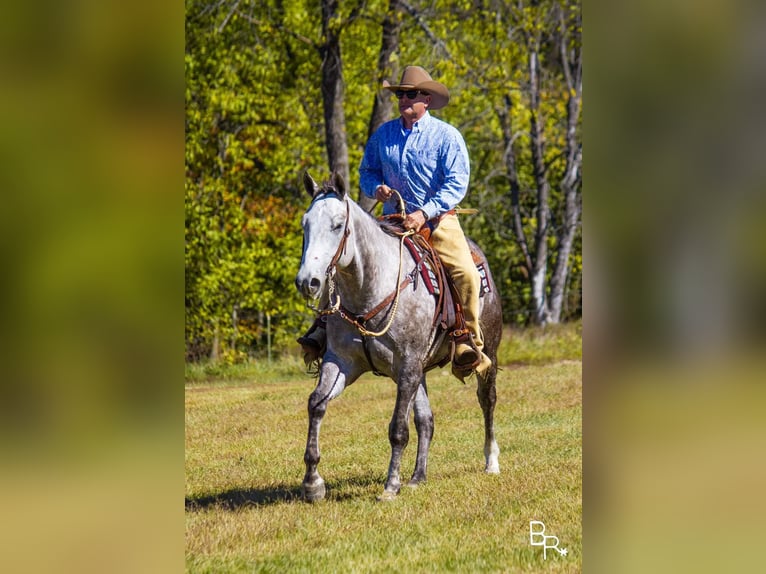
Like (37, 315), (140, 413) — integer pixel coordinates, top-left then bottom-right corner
(395, 89), (427, 100)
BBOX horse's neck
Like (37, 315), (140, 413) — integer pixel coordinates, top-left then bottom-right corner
(337, 203), (401, 310)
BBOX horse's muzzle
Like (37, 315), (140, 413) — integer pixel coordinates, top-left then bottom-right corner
(295, 274), (322, 299)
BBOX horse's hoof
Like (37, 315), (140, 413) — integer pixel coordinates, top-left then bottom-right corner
(376, 490), (398, 502)
(302, 479), (326, 502)
(485, 463), (501, 475)
(406, 476), (426, 488)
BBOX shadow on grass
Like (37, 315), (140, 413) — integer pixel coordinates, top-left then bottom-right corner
(185, 473), (384, 511)
(185, 485), (303, 510)
(326, 472), (384, 502)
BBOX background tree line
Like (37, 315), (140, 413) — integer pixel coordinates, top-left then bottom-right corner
(185, 0), (582, 362)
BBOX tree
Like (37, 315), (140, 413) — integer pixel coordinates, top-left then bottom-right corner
(185, 0), (319, 361)
(358, 0), (405, 212)
(184, 0), (584, 362)
(319, 0), (351, 187)
(503, 0), (582, 324)
(453, 0), (582, 325)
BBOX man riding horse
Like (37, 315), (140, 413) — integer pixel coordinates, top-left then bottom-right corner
(299, 65), (492, 378)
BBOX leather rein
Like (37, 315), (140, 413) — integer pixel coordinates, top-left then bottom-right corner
(313, 194), (414, 339)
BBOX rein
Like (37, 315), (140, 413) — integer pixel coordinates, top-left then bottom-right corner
(314, 190), (414, 339)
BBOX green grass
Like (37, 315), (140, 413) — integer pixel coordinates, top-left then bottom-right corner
(185, 321), (582, 383)
(186, 324), (581, 573)
(184, 354), (308, 384)
(498, 322), (582, 366)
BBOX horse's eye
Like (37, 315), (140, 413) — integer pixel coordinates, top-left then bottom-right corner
(332, 223), (343, 232)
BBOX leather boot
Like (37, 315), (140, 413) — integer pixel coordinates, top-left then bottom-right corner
(296, 320), (326, 367)
(427, 214), (494, 380)
(453, 340), (492, 380)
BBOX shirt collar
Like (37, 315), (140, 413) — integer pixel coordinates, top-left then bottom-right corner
(400, 111), (432, 134)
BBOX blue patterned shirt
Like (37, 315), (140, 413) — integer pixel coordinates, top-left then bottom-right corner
(359, 112), (470, 220)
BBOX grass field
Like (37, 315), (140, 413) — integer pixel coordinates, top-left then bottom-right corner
(186, 324), (581, 573)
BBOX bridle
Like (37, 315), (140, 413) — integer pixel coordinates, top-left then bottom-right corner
(309, 191), (413, 338)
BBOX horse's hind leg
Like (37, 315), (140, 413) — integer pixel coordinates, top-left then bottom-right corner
(408, 379), (434, 487)
(302, 357), (355, 502)
(477, 364), (500, 474)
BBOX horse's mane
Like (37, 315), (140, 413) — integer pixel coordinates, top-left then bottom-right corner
(314, 179), (343, 200)
(376, 216), (407, 237)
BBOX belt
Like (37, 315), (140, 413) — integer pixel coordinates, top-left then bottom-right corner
(426, 209), (456, 230)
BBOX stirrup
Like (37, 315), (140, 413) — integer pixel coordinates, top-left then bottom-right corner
(453, 343), (480, 368)
(451, 348), (492, 382)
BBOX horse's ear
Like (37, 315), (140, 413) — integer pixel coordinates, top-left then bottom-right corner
(303, 171), (319, 198)
(332, 172), (346, 198)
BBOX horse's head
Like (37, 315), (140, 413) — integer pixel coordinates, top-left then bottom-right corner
(295, 171), (351, 299)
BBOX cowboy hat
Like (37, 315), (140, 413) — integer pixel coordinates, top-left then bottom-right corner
(382, 66), (450, 110)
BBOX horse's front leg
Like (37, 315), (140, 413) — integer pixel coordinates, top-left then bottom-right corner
(408, 379), (433, 487)
(378, 373), (420, 501)
(303, 356), (354, 502)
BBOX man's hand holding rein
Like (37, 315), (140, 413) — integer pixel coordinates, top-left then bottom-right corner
(403, 210), (426, 232)
(374, 184), (393, 202)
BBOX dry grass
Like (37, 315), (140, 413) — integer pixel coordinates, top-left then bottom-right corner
(186, 351), (581, 572)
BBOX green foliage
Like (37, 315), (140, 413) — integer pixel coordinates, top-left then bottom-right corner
(185, 0), (582, 361)
(185, 0), (324, 361)
(449, 0), (582, 324)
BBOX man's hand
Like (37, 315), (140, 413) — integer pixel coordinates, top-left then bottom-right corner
(403, 210), (427, 232)
(374, 185), (393, 202)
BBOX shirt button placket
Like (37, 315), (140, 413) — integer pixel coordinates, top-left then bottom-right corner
(399, 136), (408, 187)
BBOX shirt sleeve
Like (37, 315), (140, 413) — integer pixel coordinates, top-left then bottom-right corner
(419, 127), (470, 220)
(359, 130), (383, 199)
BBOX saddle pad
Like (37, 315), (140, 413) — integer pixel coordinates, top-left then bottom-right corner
(477, 262), (491, 296)
(404, 237), (440, 296)
(405, 237), (492, 298)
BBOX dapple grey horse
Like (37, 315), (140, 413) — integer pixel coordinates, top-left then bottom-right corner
(295, 172), (502, 502)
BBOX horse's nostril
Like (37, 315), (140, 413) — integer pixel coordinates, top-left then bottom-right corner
(296, 275), (321, 297)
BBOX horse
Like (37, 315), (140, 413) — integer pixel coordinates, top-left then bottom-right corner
(295, 171), (502, 502)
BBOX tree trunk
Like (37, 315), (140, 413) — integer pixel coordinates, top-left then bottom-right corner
(359, 0), (403, 212)
(367, 0), (403, 140)
(501, 7), (582, 326)
(210, 318), (220, 361)
(548, 107), (581, 322)
(528, 49), (552, 325)
(499, 93), (533, 279)
(548, 5), (582, 322)
(230, 304), (239, 354)
(320, 0), (350, 187)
